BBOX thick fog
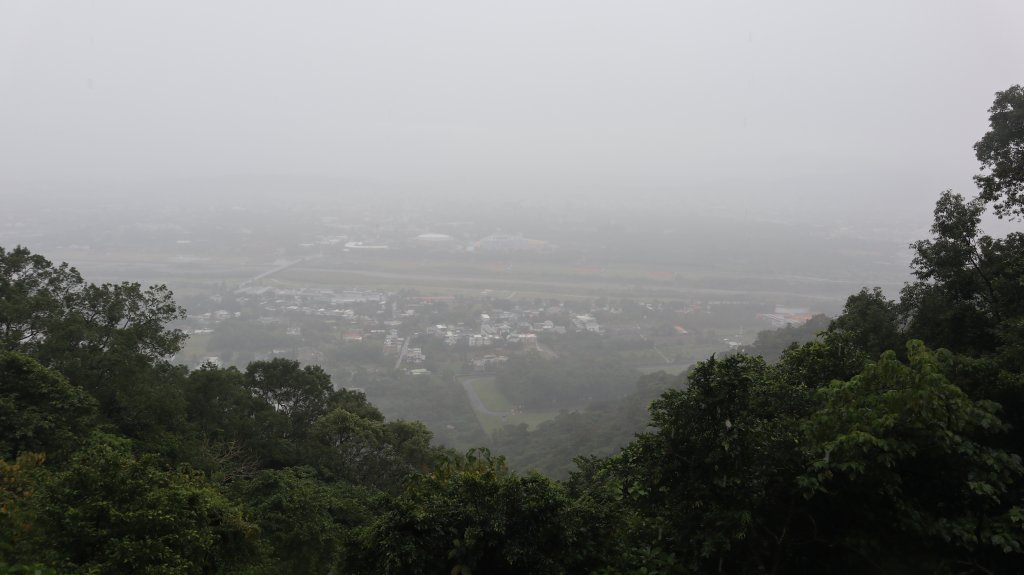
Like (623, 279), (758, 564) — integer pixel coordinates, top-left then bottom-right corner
(2, 1), (1021, 214)
(2, 1), (1023, 314)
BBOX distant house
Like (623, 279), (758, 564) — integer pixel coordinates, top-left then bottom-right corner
(383, 332), (404, 354)
(757, 305), (815, 328)
(471, 234), (550, 253)
(472, 354), (509, 372)
(534, 320), (555, 331)
(412, 233), (456, 250)
(426, 324), (448, 336)
(506, 333), (537, 346)
(572, 314), (601, 333)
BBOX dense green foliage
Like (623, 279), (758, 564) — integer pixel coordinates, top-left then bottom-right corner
(0, 351), (96, 462)
(603, 339), (1024, 574)
(3, 88), (1024, 573)
(745, 313), (831, 361)
(0, 246), (443, 573)
(351, 449), (615, 574)
(492, 371), (680, 479)
(974, 84), (1024, 219)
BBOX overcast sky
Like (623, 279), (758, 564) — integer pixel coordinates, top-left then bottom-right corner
(1, 1), (1021, 213)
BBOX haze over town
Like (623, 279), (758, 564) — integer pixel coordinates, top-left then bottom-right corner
(5, 1), (1024, 572)
(4, 1), (1022, 442)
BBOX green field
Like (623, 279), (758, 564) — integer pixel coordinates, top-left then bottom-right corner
(267, 252), (865, 304)
(636, 364), (691, 376)
(271, 258), (783, 303)
(476, 411), (560, 435)
(468, 377), (512, 412)
(462, 376), (559, 434)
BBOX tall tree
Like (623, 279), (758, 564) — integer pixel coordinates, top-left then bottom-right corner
(0, 351), (96, 462)
(0, 246), (188, 445)
(243, 358), (333, 437)
(3, 433), (259, 574)
(802, 341), (1024, 573)
(350, 449), (590, 575)
(902, 191), (1024, 356)
(0, 246), (186, 373)
(612, 354), (813, 574)
(230, 466), (370, 574)
(0, 246), (83, 353)
(828, 287), (903, 358)
(974, 85), (1024, 219)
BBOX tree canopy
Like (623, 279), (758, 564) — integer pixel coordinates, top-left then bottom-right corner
(975, 85), (1024, 219)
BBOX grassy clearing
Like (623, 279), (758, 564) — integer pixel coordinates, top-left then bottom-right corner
(468, 377), (512, 412)
(459, 375), (559, 434)
(477, 411), (560, 435)
(274, 262), (711, 302)
(636, 364), (691, 376)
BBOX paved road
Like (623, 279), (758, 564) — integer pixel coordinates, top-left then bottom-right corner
(395, 335), (411, 369)
(459, 376), (509, 417)
(235, 256), (316, 292)
(285, 262), (852, 302)
(652, 346), (672, 363)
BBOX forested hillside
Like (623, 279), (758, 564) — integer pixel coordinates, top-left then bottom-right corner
(2, 86), (1024, 574)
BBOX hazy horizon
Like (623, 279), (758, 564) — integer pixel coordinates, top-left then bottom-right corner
(2, 1), (1022, 220)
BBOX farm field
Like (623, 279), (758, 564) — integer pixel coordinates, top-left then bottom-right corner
(462, 376), (560, 434)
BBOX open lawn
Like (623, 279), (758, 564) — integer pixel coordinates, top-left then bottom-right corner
(477, 411), (560, 435)
(636, 364), (691, 376)
(468, 377), (512, 412)
(459, 375), (560, 434)
(272, 258), (851, 304)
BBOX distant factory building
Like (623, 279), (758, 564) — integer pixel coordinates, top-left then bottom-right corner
(413, 233), (457, 249)
(470, 234), (550, 253)
(757, 305), (815, 328)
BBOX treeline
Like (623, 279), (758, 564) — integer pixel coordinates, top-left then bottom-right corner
(2, 85), (1024, 573)
(0, 245), (445, 573)
(492, 370), (680, 479)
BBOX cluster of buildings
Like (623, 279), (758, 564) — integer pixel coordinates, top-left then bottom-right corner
(186, 309), (238, 324)
(469, 234), (551, 254)
(234, 286), (386, 319)
(422, 308), (574, 351)
(572, 314), (602, 333)
(184, 264), (819, 377)
(382, 330), (405, 355)
(471, 354), (509, 372)
(756, 305), (815, 328)
(382, 328), (427, 370)
(295, 224), (554, 255)
(298, 224), (557, 254)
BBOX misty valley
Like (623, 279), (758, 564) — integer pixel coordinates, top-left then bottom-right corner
(3, 188), (901, 469)
(6, 102), (1024, 569)
(3, 2), (1024, 573)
